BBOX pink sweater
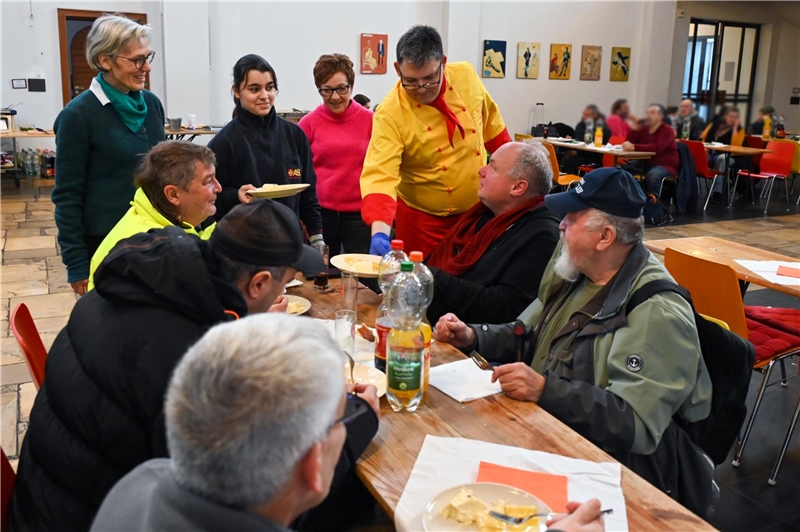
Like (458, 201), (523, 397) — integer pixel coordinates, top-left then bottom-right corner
(299, 101), (373, 212)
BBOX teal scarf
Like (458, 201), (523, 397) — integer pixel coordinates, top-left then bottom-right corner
(97, 73), (148, 133)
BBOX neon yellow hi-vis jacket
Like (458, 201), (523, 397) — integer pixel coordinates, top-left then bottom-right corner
(88, 188), (215, 290)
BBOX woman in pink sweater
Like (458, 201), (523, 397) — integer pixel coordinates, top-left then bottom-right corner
(299, 54), (373, 258)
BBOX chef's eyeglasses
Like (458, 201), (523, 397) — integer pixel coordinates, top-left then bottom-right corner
(318, 85), (351, 97)
(401, 64), (442, 91)
(116, 51), (156, 70)
(327, 394), (368, 431)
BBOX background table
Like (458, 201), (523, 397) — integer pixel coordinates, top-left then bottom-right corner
(165, 128), (219, 142)
(644, 236), (800, 298)
(290, 276), (715, 531)
(1, 130), (56, 186)
(542, 138), (656, 161)
(702, 144), (771, 207)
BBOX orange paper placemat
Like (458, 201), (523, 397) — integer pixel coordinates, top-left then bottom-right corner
(777, 265), (800, 279)
(477, 461), (568, 512)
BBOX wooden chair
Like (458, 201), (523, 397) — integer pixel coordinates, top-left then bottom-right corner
(664, 248), (800, 484)
(699, 123), (713, 142)
(679, 140), (724, 210)
(542, 142), (581, 189)
(732, 140), (796, 213)
(577, 135), (626, 174)
(10, 304), (47, 390)
(1, 448), (15, 532)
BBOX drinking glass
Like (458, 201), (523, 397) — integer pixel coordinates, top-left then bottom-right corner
(335, 309), (356, 384)
(341, 272), (359, 318)
(313, 245), (330, 291)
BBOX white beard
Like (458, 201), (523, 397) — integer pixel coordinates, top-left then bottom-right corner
(554, 242), (581, 282)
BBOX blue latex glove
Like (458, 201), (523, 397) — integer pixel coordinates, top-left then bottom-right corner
(369, 232), (391, 256)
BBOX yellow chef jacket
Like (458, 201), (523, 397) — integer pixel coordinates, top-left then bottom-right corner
(360, 61), (510, 226)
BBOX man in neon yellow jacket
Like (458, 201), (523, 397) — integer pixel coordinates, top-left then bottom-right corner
(361, 26), (511, 258)
(88, 141), (220, 290)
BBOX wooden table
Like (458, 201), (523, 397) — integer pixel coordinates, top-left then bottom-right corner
(542, 138), (656, 162)
(291, 276), (715, 531)
(165, 128), (219, 142)
(644, 236), (800, 298)
(1, 130), (56, 186)
(702, 144), (772, 208)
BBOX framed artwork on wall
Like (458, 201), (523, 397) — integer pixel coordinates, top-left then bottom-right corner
(516, 42), (540, 79)
(482, 40), (506, 78)
(610, 47), (631, 81)
(360, 34), (388, 74)
(549, 44), (572, 80)
(580, 45), (602, 81)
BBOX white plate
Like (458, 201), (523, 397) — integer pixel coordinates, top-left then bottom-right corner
(423, 482), (551, 532)
(350, 363), (386, 397)
(330, 253), (381, 278)
(286, 295), (311, 315)
(247, 183), (310, 199)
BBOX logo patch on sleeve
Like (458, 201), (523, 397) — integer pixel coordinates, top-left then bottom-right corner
(626, 354), (643, 372)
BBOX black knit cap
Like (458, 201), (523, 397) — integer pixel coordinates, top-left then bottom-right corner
(209, 199), (323, 274)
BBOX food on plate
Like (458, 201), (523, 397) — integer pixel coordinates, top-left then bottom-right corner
(254, 183), (281, 191)
(357, 324), (375, 342)
(440, 488), (539, 531)
(287, 301), (305, 314)
(344, 257), (380, 274)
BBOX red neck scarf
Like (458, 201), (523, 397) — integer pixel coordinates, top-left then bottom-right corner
(426, 75), (465, 148)
(427, 196), (545, 277)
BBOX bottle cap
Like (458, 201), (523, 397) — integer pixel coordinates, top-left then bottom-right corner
(400, 261), (413, 272)
(409, 251), (423, 262)
(391, 240), (404, 250)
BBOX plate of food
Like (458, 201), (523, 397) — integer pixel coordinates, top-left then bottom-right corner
(424, 483), (551, 532)
(286, 295), (311, 315)
(351, 363), (387, 397)
(247, 183), (310, 199)
(330, 254), (381, 278)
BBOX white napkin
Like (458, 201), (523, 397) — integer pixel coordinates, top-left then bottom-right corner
(395, 435), (628, 532)
(284, 279), (304, 288)
(429, 358), (502, 402)
(313, 318), (375, 365)
(734, 259), (800, 286)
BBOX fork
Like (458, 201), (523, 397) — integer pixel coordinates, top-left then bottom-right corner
(468, 350), (492, 371)
(343, 350), (357, 396)
(489, 508), (613, 525)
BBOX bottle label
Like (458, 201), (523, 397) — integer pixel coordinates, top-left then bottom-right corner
(374, 323), (391, 362)
(387, 346), (422, 392)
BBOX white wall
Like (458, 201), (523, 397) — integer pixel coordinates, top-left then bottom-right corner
(770, 22), (800, 132)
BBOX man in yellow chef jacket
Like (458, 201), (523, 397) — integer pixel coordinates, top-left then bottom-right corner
(361, 25), (511, 258)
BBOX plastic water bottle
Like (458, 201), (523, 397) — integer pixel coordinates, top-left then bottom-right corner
(594, 118), (604, 147)
(776, 115), (785, 139)
(583, 118), (594, 145)
(409, 251), (434, 391)
(386, 261), (425, 412)
(682, 119), (691, 140)
(187, 114), (197, 130)
(374, 240), (408, 372)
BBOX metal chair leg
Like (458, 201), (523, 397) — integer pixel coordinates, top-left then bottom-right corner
(780, 358), (788, 387)
(768, 395), (800, 486)
(784, 177), (791, 212)
(763, 177), (775, 214)
(704, 176), (717, 211)
(733, 362), (775, 466)
(729, 174), (741, 209)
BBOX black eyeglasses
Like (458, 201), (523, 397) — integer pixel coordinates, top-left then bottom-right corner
(116, 51), (156, 70)
(401, 64), (442, 91)
(327, 394), (368, 431)
(318, 85), (351, 97)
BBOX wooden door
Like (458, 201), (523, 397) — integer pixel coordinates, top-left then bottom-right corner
(69, 27), (93, 98)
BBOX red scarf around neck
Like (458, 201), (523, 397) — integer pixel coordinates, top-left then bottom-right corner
(427, 75), (465, 148)
(427, 196), (545, 277)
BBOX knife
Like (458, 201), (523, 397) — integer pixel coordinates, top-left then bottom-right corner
(513, 320), (526, 363)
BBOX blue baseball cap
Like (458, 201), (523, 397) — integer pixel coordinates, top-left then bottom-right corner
(544, 167), (646, 219)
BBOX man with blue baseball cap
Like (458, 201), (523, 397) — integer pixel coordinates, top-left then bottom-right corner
(434, 167), (716, 518)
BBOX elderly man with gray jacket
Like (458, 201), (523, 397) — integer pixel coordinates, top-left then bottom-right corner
(435, 167), (715, 518)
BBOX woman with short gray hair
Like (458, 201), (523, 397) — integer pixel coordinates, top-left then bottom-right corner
(52, 13), (165, 295)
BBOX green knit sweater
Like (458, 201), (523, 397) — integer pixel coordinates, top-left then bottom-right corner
(52, 88), (165, 282)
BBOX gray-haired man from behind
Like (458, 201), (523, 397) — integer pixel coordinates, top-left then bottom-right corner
(91, 314), (378, 532)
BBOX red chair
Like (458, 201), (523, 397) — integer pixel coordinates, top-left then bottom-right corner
(2, 448), (15, 532)
(679, 140), (724, 210)
(577, 135), (626, 174)
(10, 304), (47, 390)
(743, 135), (765, 173)
(733, 140), (796, 213)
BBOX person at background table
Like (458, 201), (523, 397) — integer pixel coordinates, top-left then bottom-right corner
(605, 98), (637, 139)
(673, 99), (706, 141)
(622, 104), (678, 195)
(91, 314), (379, 532)
(426, 141), (559, 324)
(299, 55), (373, 260)
(706, 107), (745, 203)
(7, 201), (353, 532)
(434, 168), (714, 518)
(208, 54), (325, 253)
(749, 105), (775, 136)
(52, 14), (165, 296)
(353, 93), (371, 109)
(360, 25), (511, 258)
(561, 104), (612, 174)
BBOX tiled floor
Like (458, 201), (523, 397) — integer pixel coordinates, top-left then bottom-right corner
(1, 179), (798, 531)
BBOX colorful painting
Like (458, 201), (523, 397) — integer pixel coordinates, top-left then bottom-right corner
(516, 42), (540, 79)
(482, 40), (506, 78)
(549, 43), (572, 80)
(610, 47), (631, 82)
(580, 45), (602, 81)
(360, 34), (388, 74)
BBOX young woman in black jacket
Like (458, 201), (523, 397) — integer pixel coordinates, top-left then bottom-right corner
(208, 54), (325, 250)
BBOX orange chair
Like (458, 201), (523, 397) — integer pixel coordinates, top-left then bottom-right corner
(679, 140), (724, 210)
(664, 248), (800, 484)
(732, 140), (796, 213)
(2, 448), (15, 532)
(577, 135), (626, 174)
(10, 304), (47, 390)
(542, 142), (581, 189)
